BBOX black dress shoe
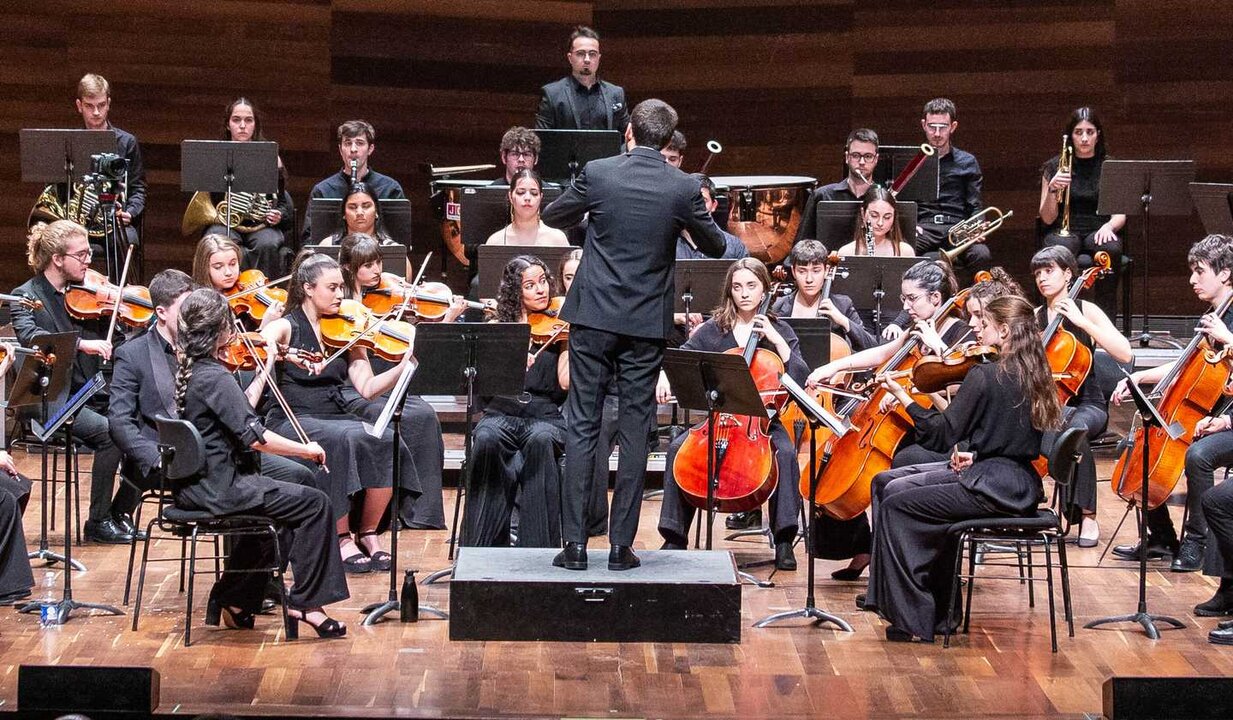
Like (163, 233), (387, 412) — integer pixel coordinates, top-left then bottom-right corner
(1111, 539), (1177, 561)
(84, 518), (133, 544)
(552, 542), (587, 570)
(1194, 592), (1233, 617)
(725, 509), (763, 531)
(774, 541), (797, 571)
(1210, 626), (1233, 646)
(1171, 538), (1206, 572)
(608, 545), (640, 571)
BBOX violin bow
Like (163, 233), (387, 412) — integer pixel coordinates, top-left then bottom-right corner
(317, 304), (406, 367)
(234, 321), (329, 474)
(104, 244), (136, 350)
(228, 273), (292, 300)
(394, 253), (432, 324)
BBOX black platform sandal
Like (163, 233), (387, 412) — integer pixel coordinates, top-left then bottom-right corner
(358, 531), (392, 572)
(339, 532), (372, 574)
(287, 608), (347, 639)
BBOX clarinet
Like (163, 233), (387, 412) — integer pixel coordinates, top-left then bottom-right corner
(349, 158), (358, 184)
(864, 217), (875, 256)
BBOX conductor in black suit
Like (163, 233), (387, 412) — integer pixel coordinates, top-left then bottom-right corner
(535, 26), (629, 131)
(542, 99), (726, 571)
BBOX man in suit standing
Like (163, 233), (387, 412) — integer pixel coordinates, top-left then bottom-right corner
(543, 99), (726, 571)
(535, 26), (629, 131)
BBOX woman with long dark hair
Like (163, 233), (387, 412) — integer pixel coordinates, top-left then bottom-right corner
(837, 186), (915, 257)
(321, 183), (397, 246)
(485, 169), (569, 247)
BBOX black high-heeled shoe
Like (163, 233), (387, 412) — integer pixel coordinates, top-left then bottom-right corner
(357, 531), (392, 572)
(205, 596), (256, 629)
(286, 609), (346, 639)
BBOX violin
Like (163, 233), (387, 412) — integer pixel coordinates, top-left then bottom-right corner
(65, 268), (155, 327)
(218, 332), (323, 372)
(528, 296), (569, 345)
(362, 273), (490, 320)
(225, 269), (289, 322)
(0, 293), (42, 311)
(903, 343), (998, 395)
(319, 299), (415, 362)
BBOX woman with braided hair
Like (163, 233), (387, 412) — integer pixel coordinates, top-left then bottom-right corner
(173, 288), (347, 638)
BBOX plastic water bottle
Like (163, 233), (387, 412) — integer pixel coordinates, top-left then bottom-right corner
(400, 569), (419, 622)
(38, 571), (58, 627)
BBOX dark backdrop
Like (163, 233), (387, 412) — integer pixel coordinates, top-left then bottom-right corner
(2, 0), (1230, 316)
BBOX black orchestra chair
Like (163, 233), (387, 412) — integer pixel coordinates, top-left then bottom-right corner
(130, 417), (293, 646)
(942, 426), (1085, 652)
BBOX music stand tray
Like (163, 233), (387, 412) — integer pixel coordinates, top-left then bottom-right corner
(475, 245), (574, 300)
(19, 129), (115, 185)
(673, 259), (732, 316)
(868, 145), (939, 204)
(460, 185), (565, 248)
(1189, 182), (1233, 236)
(534, 129), (623, 182)
(816, 200), (918, 250)
(180, 140), (279, 194)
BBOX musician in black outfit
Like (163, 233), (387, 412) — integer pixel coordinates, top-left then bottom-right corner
(866, 295), (1062, 642)
(493, 127), (541, 186)
(302, 120), (406, 244)
(11, 220), (130, 544)
(771, 240), (877, 351)
(796, 128), (880, 244)
(542, 99), (726, 571)
(655, 259), (808, 570)
(173, 288), (346, 638)
(463, 256), (569, 548)
(914, 98), (989, 280)
(1039, 107), (1126, 316)
(535, 26), (629, 131)
(0, 448), (34, 604)
(1202, 469), (1233, 644)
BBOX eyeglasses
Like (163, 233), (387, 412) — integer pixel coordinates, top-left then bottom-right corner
(507, 150), (536, 159)
(61, 248), (93, 264)
(847, 152), (877, 163)
(571, 50), (600, 60)
(900, 292), (925, 304)
(925, 123), (951, 131)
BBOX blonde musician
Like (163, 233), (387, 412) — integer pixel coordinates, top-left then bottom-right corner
(1032, 246), (1132, 547)
(192, 233), (285, 331)
(1110, 234), (1233, 572)
(837, 186), (915, 258)
(655, 258), (809, 571)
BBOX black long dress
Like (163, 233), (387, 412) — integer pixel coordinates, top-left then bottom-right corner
(266, 307), (421, 523)
(866, 362), (1044, 641)
(179, 358), (347, 611)
(0, 475), (33, 599)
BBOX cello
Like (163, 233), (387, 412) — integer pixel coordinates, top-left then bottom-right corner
(1111, 291), (1233, 509)
(672, 291), (782, 514)
(780, 253), (849, 447)
(802, 276), (984, 520)
(1042, 251), (1112, 405)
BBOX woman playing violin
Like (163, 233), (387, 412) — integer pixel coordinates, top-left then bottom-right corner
(462, 255), (570, 548)
(260, 250), (421, 573)
(655, 258), (809, 571)
(339, 232), (469, 323)
(485, 169), (570, 247)
(836, 186), (916, 258)
(193, 233), (285, 330)
(866, 295), (1062, 642)
(1032, 246), (1131, 547)
(320, 183), (398, 247)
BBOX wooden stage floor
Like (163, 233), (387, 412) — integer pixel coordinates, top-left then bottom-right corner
(0, 448), (1231, 720)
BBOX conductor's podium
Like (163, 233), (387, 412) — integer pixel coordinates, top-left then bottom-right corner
(449, 548), (741, 643)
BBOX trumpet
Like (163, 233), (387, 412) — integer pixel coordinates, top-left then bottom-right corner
(1055, 134), (1073, 237)
(942, 207), (1013, 263)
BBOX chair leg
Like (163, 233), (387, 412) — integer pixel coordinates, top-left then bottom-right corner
(268, 524), (294, 642)
(963, 537), (977, 634)
(185, 528), (200, 647)
(213, 535), (223, 580)
(50, 449), (58, 532)
(1056, 532), (1075, 637)
(1044, 538), (1058, 653)
(943, 532), (967, 649)
(123, 500), (146, 606)
(1024, 543), (1036, 608)
(131, 517), (158, 632)
(72, 445), (82, 545)
(179, 536), (188, 592)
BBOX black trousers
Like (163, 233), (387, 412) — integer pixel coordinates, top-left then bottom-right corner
(0, 476), (34, 598)
(73, 406), (124, 523)
(1042, 229), (1123, 317)
(1202, 477), (1233, 578)
(463, 414), (565, 548)
(1146, 428), (1233, 545)
(210, 481), (348, 612)
(563, 324), (663, 547)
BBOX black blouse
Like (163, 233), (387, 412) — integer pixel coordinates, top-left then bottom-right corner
(483, 343), (566, 419)
(680, 316), (811, 386)
(1041, 154), (1109, 236)
(275, 307), (350, 417)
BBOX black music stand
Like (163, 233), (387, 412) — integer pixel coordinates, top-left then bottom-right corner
(409, 323), (529, 585)
(475, 245), (574, 300)
(360, 357), (448, 625)
(534, 129), (623, 182)
(754, 373), (853, 632)
(380, 198), (414, 247)
(815, 200), (918, 251)
(1084, 368), (1184, 640)
(181, 140), (279, 243)
(17, 371), (123, 624)
(459, 185), (565, 248)
(673, 259), (731, 318)
(661, 349), (767, 552)
(1190, 183), (1233, 236)
(830, 256), (919, 336)
(868, 145), (939, 204)
(5, 333), (78, 571)
(306, 198), (343, 244)
(1097, 160), (1195, 347)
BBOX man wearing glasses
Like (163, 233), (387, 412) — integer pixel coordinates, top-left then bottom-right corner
(492, 126), (543, 185)
(11, 220), (132, 544)
(914, 97), (990, 278)
(535, 26), (629, 131)
(795, 128), (881, 244)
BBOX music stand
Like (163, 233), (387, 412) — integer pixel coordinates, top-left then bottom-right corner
(783, 318), (833, 368)
(408, 323), (529, 584)
(868, 145), (939, 204)
(815, 200), (918, 251)
(1189, 183), (1233, 236)
(673, 259), (732, 317)
(534, 129), (623, 182)
(306, 198), (343, 244)
(829, 256), (919, 336)
(1084, 368), (1184, 640)
(4, 333), (78, 571)
(475, 245), (574, 300)
(181, 140), (279, 251)
(1097, 160), (1195, 347)
(661, 349), (768, 551)
(460, 186), (565, 248)
(754, 372), (853, 632)
(18, 371), (123, 624)
(380, 198), (414, 247)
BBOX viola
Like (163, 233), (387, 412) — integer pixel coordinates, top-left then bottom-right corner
(218, 332), (322, 372)
(362, 273), (491, 320)
(906, 343), (999, 395)
(0, 293), (42, 311)
(672, 291), (781, 514)
(319, 299), (415, 362)
(225, 269), (289, 322)
(65, 268), (155, 327)
(1111, 291), (1233, 509)
(528, 296), (569, 345)
(1042, 251), (1112, 404)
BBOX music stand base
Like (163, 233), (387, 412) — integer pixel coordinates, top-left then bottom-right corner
(28, 548), (85, 572)
(736, 570), (774, 589)
(421, 566), (454, 585)
(1084, 611), (1184, 640)
(360, 599), (448, 626)
(18, 597), (124, 625)
(642, 489), (664, 500)
(754, 606), (853, 631)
